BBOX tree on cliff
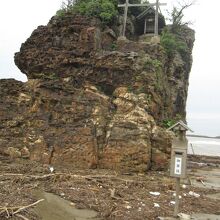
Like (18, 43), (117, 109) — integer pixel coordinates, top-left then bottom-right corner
(168, 0), (195, 32)
(160, 0), (195, 58)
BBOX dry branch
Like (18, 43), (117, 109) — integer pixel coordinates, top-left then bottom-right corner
(13, 199), (44, 214)
(0, 172), (135, 183)
(15, 214), (30, 220)
(0, 199), (44, 218)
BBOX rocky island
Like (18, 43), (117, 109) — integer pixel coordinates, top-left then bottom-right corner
(1, 1), (220, 220)
(0, 0), (195, 173)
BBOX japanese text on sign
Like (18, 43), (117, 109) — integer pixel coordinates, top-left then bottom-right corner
(174, 157), (182, 175)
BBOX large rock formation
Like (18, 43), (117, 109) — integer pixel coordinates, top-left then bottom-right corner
(0, 14), (194, 172)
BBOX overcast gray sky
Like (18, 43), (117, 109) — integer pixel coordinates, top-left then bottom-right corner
(0, 0), (219, 136)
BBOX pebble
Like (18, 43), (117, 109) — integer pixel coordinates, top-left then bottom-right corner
(170, 201), (175, 205)
(154, 203), (160, 208)
(182, 184), (187, 189)
(189, 191), (200, 198)
(149, 191), (160, 196)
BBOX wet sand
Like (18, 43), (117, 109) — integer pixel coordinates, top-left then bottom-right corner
(34, 191), (100, 220)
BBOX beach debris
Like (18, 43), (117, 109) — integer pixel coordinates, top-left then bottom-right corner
(182, 184), (187, 189)
(126, 205), (132, 209)
(196, 176), (205, 181)
(110, 188), (116, 198)
(177, 213), (191, 219)
(172, 193), (182, 199)
(170, 201), (175, 205)
(60, 192), (65, 197)
(138, 207), (142, 211)
(139, 201), (146, 207)
(200, 180), (206, 186)
(191, 162), (206, 167)
(149, 191), (160, 196)
(189, 191), (200, 198)
(154, 203), (160, 208)
(49, 166), (54, 173)
(0, 199), (44, 218)
(196, 176), (206, 186)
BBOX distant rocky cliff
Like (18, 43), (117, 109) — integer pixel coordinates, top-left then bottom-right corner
(0, 13), (194, 172)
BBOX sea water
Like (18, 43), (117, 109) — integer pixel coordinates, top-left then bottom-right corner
(187, 136), (220, 156)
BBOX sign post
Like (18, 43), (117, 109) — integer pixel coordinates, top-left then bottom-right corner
(167, 121), (193, 216)
(174, 177), (180, 216)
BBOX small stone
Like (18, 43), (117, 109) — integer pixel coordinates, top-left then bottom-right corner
(35, 138), (43, 144)
(170, 201), (175, 205)
(189, 191), (200, 198)
(149, 192), (160, 196)
(182, 184), (187, 189)
(20, 147), (30, 158)
(154, 203), (160, 208)
(49, 166), (54, 173)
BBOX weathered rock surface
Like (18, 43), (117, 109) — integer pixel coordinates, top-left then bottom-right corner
(0, 79), (171, 171)
(0, 14), (194, 171)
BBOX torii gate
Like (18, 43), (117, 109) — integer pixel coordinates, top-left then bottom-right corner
(118, 0), (166, 37)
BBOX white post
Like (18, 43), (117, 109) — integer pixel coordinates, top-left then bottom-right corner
(154, 0), (159, 36)
(122, 0), (129, 37)
(144, 18), (147, 34)
(174, 177), (180, 216)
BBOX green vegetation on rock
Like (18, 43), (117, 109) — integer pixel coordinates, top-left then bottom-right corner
(56, 0), (118, 24)
(56, 0), (150, 24)
(162, 114), (182, 128)
(162, 119), (175, 128)
(160, 28), (188, 58)
(144, 58), (162, 72)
